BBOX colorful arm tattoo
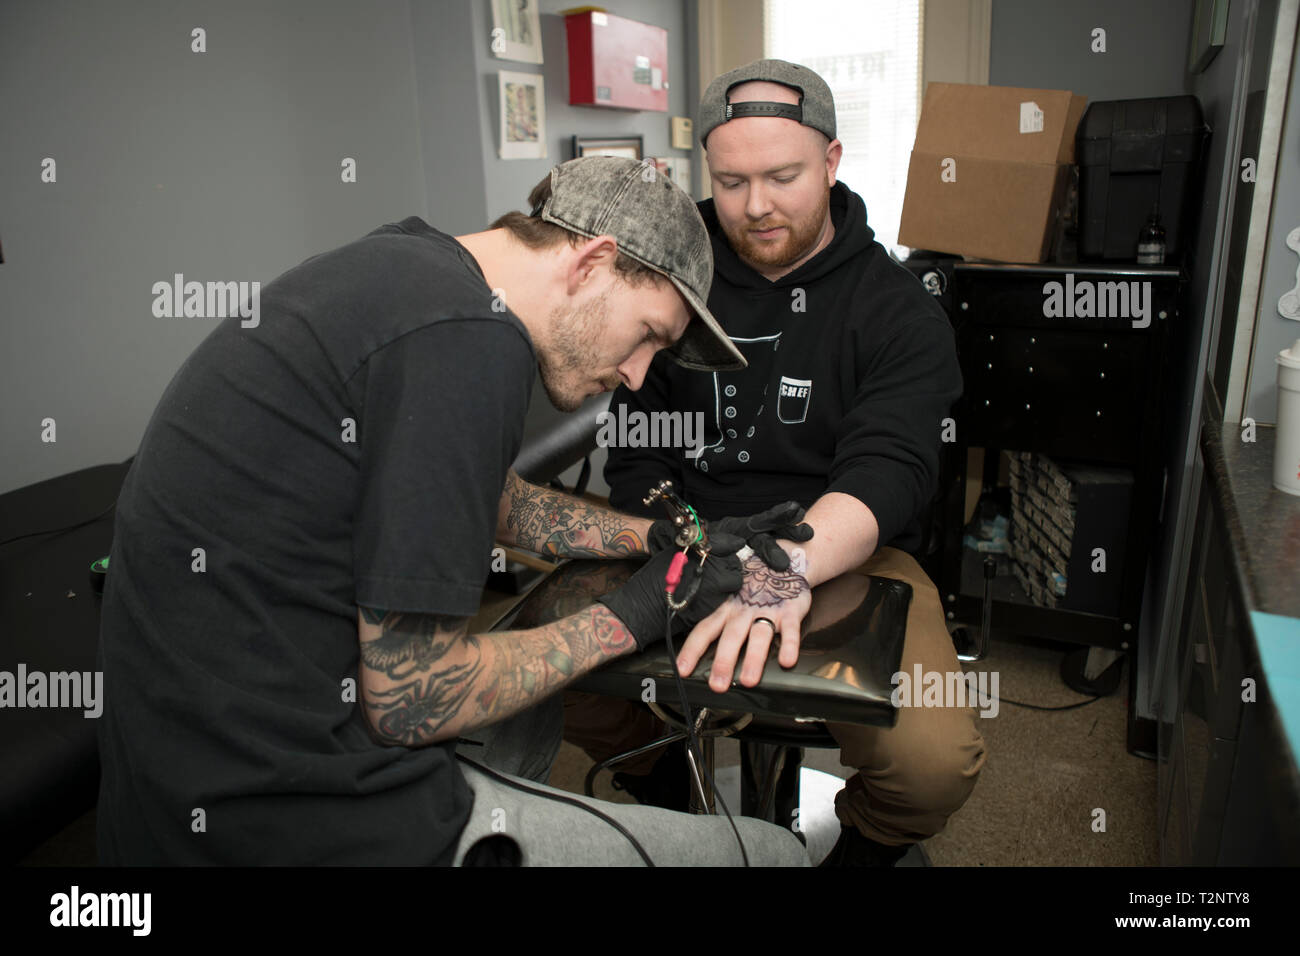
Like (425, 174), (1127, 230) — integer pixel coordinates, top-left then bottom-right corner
(500, 470), (649, 559)
(357, 602), (636, 747)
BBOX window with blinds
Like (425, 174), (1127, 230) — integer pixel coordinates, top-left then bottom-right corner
(763, 0), (923, 256)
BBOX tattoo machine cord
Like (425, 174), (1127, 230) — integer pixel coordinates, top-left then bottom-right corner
(663, 608), (750, 867)
(454, 752), (656, 866)
(652, 499), (749, 865)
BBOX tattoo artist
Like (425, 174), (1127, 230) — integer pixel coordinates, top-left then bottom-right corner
(96, 156), (810, 866)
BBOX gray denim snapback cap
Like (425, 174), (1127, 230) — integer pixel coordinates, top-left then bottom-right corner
(697, 58), (837, 147)
(535, 155), (745, 372)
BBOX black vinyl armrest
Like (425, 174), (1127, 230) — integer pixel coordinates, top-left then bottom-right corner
(511, 393), (611, 487)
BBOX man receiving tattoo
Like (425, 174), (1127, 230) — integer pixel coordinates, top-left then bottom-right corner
(574, 61), (989, 866)
(95, 156), (808, 866)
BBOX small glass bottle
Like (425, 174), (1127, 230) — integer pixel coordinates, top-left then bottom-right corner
(1137, 204), (1166, 265)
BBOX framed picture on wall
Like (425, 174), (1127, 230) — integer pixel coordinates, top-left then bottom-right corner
(649, 157), (692, 196)
(499, 71), (546, 160)
(1188, 0), (1228, 73)
(571, 135), (644, 161)
(490, 0), (543, 65)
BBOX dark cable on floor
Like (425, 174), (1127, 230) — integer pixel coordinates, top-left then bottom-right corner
(994, 694), (1103, 711)
(585, 731), (686, 798)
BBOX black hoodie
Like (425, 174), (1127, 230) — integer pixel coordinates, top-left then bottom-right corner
(604, 181), (962, 554)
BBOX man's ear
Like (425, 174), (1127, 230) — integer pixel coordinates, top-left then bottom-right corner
(824, 137), (844, 188)
(566, 234), (620, 295)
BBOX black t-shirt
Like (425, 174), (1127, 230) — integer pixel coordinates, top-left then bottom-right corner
(96, 217), (534, 864)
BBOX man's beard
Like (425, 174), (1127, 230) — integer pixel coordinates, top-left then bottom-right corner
(723, 179), (831, 273)
(537, 291), (610, 413)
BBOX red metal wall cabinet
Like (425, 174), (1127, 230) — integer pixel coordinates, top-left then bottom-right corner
(565, 10), (668, 111)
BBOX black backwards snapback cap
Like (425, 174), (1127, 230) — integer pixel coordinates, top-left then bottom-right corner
(697, 58), (837, 148)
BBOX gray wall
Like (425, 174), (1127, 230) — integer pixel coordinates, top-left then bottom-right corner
(412, 0), (490, 234)
(466, 0), (694, 496)
(471, 0), (692, 223)
(990, 0), (1194, 101)
(0, 0), (429, 495)
(0, 0), (693, 498)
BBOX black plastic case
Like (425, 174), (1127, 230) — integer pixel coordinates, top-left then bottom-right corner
(1076, 95), (1209, 263)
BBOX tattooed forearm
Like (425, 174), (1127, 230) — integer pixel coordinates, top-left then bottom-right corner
(357, 602), (636, 747)
(360, 610), (463, 677)
(359, 611), (484, 745)
(473, 605), (635, 724)
(733, 553), (810, 608)
(499, 470), (649, 558)
(368, 639), (484, 742)
(507, 560), (636, 629)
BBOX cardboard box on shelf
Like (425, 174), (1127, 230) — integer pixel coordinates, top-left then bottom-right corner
(899, 82), (1088, 263)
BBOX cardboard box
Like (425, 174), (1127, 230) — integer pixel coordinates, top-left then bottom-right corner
(899, 83), (1087, 263)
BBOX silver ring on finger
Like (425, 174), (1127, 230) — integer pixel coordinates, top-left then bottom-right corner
(752, 616), (777, 634)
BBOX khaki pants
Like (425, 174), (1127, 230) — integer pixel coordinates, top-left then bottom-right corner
(564, 547), (988, 847)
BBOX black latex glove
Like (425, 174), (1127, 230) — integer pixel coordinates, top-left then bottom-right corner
(597, 531), (745, 651)
(648, 500), (814, 571)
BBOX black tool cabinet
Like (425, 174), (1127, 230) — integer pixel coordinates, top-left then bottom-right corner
(932, 261), (1184, 754)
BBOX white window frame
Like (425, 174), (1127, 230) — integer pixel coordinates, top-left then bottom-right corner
(695, 0), (990, 201)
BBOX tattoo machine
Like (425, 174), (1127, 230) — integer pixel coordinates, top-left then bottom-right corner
(643, 479), (710, 610)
